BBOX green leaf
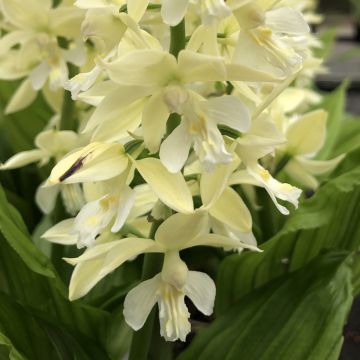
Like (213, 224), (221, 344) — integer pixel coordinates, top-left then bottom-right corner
(0, 81), (52, 153)
(0, 183), (132, 358)
(179, 252), (354, 360)
(216, 158), (360, 312)
(0, 80), (53, 228)
(314, 28), (337, 60)
(332, 116), (360, 156)
(0, 182), (59, 278)
(316, 82), (348, 160)
(0, 333), (25, 360)
(0, 291), (111, 360)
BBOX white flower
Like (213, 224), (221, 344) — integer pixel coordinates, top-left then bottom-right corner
(73, 185), (135, 248)
(162, 0), (231, 26)
(64, 211), (256, 299)
(160, 93), (250, 172)
(124, 269), (215, 341)
(280, 109), (345, 189)
(0, 129), (86, 215)
(232, 2), (310, 75)
(0, 0), (86, 111)
(47, 142), (129, 185)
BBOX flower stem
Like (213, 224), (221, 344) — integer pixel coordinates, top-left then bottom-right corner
(167, 19), (186, 134)
(128, 221), (164, 360)
(128, 20), (187, 360)
(169, 19), (185, 58)
(59, 64), (77, 131)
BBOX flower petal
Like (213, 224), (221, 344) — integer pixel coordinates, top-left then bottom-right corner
(35, 129), (79, 155)
(5, 79), (37, 114)
(83, 85), (151, 133)
(143, 91), (170, 153)
(0, 31), (32, 57)
(49, 6), (85, 39)
(184, 271), (215, 316)
(266, 7), (310, 34)
(67, 237), (161, 300)
(284, 159), (319, 190)
(209, 187), (252, 232)
(111, 186), (136, 232)
(286, 110), (327, 155)
(200, 161), (237, 208)
(127, 0), (150, 22)
(183, 233), (261, 252)
(92, 98), (145, 142)
(155, 211), (209, 250)
(135, 158), (194, 213)
(123, 275), (160, 331)
(161, 0), (189, 26)
(296, 155), (345, 175)
(159, 122), (192, 173)
(0, 149), (46, 170)
(128, 184), (158, 219)
(41, 218), (77, 245)
(205, 95), (251, 132)
(178, 50), (227, 82)
(30, 61), (51, 91)
(35, 183), (60, 214)
(248, 164), (302, 215)
(48, 143), (128, 184)
(1, 0), (49, 30)
(103, 50), (177, 87)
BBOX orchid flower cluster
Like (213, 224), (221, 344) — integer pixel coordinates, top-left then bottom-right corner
(0, 0), (343, 342)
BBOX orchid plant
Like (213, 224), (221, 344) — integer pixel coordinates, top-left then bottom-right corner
(0, 0), (359, 359)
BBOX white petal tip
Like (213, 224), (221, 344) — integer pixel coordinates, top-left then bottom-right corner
(63, 257), (77, 265)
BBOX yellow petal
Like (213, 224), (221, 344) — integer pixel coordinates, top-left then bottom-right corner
(209, 187), (252, 232)
(5, 79), (37, 114)
(142, 91), (170, 153)
(48, 142), (128, 184)
(286, 110), (327, 155)
(127, 0), (150, 22)
(0, 149), (46, 170)
(135, 158), (194, 213)
(41, 218), (77, 245)
(183, 234), (261, 252)
(200, 161), (238, 208)
(67, 237), (160, 300)
(155, 211), (209, 250)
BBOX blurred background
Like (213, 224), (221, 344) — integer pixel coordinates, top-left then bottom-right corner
(318, 1), (360, 359)
(317, 0), (360, 115)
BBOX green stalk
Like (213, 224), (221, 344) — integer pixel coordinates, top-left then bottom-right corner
(59, 64), (77, 131)
(53, 63), (78, 272)
(169, 20), (185, 58)
(129, 20), (187, 360)
(273, 154), (292, 176)
(167, 19), (186, 134)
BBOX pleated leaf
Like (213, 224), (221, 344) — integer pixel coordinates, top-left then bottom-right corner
(179, 252), (354, 360)
(216, 152), (360, 312)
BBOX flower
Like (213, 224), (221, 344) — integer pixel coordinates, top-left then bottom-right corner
(279, 109), (345, 189)
(64, 211), (259, 298)
(0, 0), (86, 112)
(124, 266), (215, 341)
(160, 93), (250, 172)
(231, 1), (310, 75)
(63, 211), (259, 340)
(0, 129), (86, 214)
